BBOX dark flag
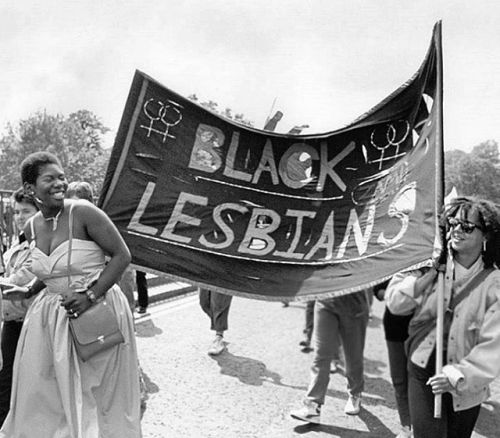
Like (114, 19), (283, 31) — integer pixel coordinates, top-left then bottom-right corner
(99, 23), (443, 301)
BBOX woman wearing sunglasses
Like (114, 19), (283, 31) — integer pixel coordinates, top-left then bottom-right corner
(385, 196), (500, 438)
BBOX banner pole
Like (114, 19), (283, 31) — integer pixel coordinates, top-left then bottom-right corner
(433, 20), (445, 419)
(434, 270), (445, 417)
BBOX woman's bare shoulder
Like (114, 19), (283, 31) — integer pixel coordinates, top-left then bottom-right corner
(22, 212), (42, 242)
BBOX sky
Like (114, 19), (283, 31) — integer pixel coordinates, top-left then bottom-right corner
(0, 0), (499, 152)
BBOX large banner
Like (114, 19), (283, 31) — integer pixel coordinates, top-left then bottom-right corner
(100, 24), (443, 301)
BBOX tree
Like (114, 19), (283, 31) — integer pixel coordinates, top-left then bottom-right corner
(0, 110), (110, 195)
(445, 140), (500, 203)
(187, 94), (254, 127)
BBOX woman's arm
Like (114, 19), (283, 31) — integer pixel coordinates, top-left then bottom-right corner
(77, 202), (132, 298)
(385, 268), (434, 315)
(60, 202), (131, 317)
(442, 277), (500, 394)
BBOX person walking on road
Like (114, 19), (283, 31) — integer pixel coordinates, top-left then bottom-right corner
(199, 288), (233, 355)
(386, 196), (500, 438)
(375, 279), (414, 438)
(0, 188), (39, 427)
(290, 289), (370, 423)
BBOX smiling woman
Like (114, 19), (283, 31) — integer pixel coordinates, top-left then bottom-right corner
(385, 196), (500, 438)
(0, 151), (142, 438)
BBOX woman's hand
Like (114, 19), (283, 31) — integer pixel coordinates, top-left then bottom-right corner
(414, 268), (439, 298)
(2, 285), (30, 301)
(60, 292), (93, 318)
(427, 374), (453, 394)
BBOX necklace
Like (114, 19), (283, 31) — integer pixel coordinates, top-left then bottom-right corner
(43, 207), (64, 231)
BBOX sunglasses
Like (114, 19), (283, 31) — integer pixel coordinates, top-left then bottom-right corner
(447, 217), (482, 234)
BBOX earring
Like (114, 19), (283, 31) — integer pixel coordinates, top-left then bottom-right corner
(483, 240), (487, 253)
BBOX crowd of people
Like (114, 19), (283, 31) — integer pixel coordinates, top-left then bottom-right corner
(0, 150), (499, 438)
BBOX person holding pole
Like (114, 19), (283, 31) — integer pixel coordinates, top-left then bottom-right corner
(386, 196), (500, 438)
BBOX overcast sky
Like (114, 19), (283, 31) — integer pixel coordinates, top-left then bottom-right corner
(1, 0), (499, 151)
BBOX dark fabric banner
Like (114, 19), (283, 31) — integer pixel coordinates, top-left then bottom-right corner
(99, 26), (442, 301)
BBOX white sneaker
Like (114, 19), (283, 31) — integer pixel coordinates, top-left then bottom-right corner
(396, 425), (413, 438)
(208, 335), (226, 356)
(290, 399), (321, 423)
(344, 394), (361, 415)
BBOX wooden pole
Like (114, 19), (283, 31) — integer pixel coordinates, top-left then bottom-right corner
(434, 270), (445, 417)
(433, 20), (445, 419)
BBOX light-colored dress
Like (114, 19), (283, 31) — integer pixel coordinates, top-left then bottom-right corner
(0, 214), (141, 437)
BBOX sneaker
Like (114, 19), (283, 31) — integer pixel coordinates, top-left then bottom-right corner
(208, 335), (226, 356)
(290, 399), (321, 423)
(137, 306), (147, 314)
(396, 425), (413, 438)
(344, 394), (361, 415)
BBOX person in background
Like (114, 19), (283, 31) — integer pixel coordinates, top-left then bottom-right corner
(199, 288), (233, 355)
(0, 152), (141, 437)
(386, 197), (500, 438)
(0, 188), (38, 426)
(136, 270), (149, 314)
(375, 279), (413, 438)
(65, 180), (94, 203)
(290, 289), (370, 423)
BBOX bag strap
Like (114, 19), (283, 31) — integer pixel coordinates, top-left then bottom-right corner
(66, 203), (75, 289)
(29, 216), (35, 239)
(448, 267), (495, 312)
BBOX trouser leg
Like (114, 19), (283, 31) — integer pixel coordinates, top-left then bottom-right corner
(408, 358), (445, 438)
(338, 307), (368, 396)
(0, 320), (23, 426)
(386, 340), (411, 427)
(199, 289), (232, 333)
(303, 301), (315, 341)
(305, 302), (339, 405)
(445, 394), (480, 438)
(136, 271), (149, 308)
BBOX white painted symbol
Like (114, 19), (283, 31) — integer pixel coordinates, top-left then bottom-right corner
(140, 98), (183, 143)
(369, 121), (410, 170)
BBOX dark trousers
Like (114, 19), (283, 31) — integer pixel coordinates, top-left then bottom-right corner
(303, 301), (315, 341)
(199, 289), (232, 333)
(408, 351), (481, 438)
(386, 340), (411, 427)
(136, 271), (149, 308)
(0, 320), (23, 426)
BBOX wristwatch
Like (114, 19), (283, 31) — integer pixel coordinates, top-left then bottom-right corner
(25, 286), (36, 299)
(85, 289), (98, 304)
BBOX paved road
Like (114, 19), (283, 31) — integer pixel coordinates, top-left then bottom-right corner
(134, 290), (500, 438)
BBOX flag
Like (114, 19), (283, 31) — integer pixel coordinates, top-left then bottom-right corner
(99, 23), (443, 301)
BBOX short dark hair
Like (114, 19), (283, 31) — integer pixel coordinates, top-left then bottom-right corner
(12, 187), (38, 209)
(20, 151), (62, 185)
(66, 181), (94, 202)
